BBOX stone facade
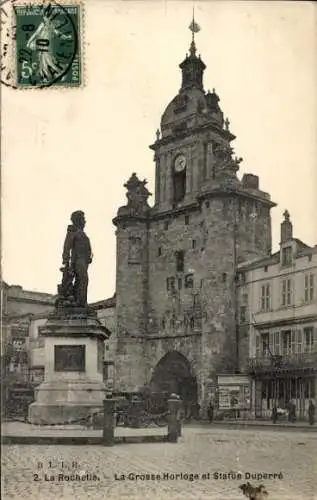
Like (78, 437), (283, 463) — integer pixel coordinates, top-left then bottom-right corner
(1, 282), (55, 381)
(112, 35), (276, 413)
(237, 213), (317, 419)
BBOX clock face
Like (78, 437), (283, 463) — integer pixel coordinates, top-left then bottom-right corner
(174, 154), (187, 172)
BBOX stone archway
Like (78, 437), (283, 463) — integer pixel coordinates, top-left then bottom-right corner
(150, 351), (198, 417)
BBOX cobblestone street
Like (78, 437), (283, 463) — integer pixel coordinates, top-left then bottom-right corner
(2, 426), (316, 500)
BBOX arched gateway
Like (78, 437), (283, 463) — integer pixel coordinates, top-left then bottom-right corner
(150, 352), (198, 417)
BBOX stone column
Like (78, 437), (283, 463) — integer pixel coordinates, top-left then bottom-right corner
(103, 396), (115, 446)
(188, 144), (196, 194)
(250, 378), (256, 419)
(167, 394), (182, 443)
(165, 153), (173, 205)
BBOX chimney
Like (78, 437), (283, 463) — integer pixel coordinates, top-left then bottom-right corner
(280, 210), (293, 243)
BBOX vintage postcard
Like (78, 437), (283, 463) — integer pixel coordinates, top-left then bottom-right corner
(1, 1), (316, 499)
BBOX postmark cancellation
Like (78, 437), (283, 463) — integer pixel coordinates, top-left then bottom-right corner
(1, 0), (83, 88)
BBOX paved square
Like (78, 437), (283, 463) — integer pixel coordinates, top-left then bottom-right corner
(2, 427), (316, 499)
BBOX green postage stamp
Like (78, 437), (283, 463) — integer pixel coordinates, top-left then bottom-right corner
(14, 1), (82, 88)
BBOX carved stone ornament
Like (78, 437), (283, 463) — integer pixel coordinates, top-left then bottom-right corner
(119, 173), (151, 216)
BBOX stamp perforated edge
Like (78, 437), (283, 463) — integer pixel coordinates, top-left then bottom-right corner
(2, 0), (86, 90)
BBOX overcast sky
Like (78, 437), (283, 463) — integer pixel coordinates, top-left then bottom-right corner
(2, 1), (317, 302)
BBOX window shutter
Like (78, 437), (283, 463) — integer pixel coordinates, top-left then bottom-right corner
(275, 331), (280, 355)
(260, 285), (264, 310)
(310, 274), (314, 301)
(304, 275), (309, 302)
(291, 329), (296, 354)
(297, 329), (302, 354)
(269, 331), (274, 355)
(281, 280), (285, 306)
(255, 333), (260, 357)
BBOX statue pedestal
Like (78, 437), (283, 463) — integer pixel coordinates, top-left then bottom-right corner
(28, 310), (110, 425)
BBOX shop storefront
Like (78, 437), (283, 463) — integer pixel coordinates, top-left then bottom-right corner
(215, 375), (251, 420)
(254, 373), (316, 420)
(249, 355), (317, 420)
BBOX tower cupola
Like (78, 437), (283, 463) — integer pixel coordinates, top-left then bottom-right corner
(179, 15), (206, 91)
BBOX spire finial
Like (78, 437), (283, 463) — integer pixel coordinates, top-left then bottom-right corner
(188, 8), (201, 56)
(283, 209), (290, 221)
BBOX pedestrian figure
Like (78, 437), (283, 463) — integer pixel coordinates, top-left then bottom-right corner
(195, 402), (201, 420)
(207, 401), (214, 422)
(288, 400), (296, 423)
(308, 399), (315, 426)
(271, 406), (278, 424)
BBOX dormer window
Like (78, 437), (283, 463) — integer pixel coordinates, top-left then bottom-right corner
(281, 246), (292, 266)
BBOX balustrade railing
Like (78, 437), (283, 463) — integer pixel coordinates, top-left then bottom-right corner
(248, 351), (317, 373)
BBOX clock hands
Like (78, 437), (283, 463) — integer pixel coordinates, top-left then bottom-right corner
(175, 155), (186, 172)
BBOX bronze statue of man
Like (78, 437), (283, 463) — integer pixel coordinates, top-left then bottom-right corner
(61, 210), (92, 308)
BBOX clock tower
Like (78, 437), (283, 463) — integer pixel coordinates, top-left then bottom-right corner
(113, 19), (276, 416)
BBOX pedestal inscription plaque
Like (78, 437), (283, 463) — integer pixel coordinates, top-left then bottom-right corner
(54, 345), (86, 372)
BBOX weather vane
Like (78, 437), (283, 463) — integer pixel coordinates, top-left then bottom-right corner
(189, 7), (201, 42)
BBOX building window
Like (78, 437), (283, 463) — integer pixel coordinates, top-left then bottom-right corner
(264, 265), (268, 272)
(206, 201), (210, 208)
(166, 277), (176, 291)
(297, 329), (302, 354)
(260, 284), (270, 311)
(164, 221), (169, 230)
(158, 247), (162, 257)
(240, 306), (247, 324)
(281, 279), (292, 306)
(304, 274), (314, 303)
(185, 215), (189, 225)
(175, 251), (184, 272)
(273, 331), (280, 355)
(222, 273), (227, 283)
(304, 327), (314, 353)
(242, 293), (248, 305)
(178, 278), (182, 290)
(255, 334), (260, 357)
(261, 333), (270, 357)
(173, 168), (186, 203)
(282, 330), (293, 355)
(291, 330), (296, 354)
(281, 246), (292, 266)
(239, 272), (246, 284)
(12, 339), (25, 350)
(192, 239), (196, 249)
(184, 274), (194, 288)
